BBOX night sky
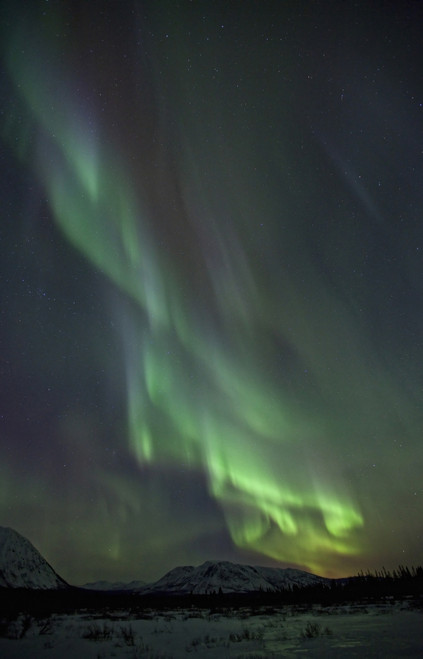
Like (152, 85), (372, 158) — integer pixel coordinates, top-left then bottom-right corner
(1, 0), (423, 585)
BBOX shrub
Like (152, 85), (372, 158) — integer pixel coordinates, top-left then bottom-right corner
(301, 621), (333, 638)
(119, 623), (136, 646)
(4, 614), (33, 639)
(229, 626), (264, 643)
(83, 622), (113, 641)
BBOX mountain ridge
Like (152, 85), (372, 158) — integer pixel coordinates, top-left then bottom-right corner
(138, 559), (329, 595)
(0, 526), (68, 590)
(0, 526), (328, 594)
(81, 579), (147, 591)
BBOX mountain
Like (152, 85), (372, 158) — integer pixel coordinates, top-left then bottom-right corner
(0, 527), (68, 589)
(141, 560), (329, 595)
(81, 580), (147, 591)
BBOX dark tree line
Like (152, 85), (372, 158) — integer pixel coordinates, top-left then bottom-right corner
(0, 565), (422, 616)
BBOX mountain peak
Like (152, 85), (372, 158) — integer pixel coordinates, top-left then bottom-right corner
(0, 526), (68, 589)
(142, 559), (328, 595)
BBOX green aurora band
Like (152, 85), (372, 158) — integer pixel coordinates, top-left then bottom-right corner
(2, 11), (391, 577)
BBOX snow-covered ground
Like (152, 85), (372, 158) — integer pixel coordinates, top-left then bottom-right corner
(0, 601), (421, 657)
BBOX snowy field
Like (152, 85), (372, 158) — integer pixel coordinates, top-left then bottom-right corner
(0, 601), (422, 658)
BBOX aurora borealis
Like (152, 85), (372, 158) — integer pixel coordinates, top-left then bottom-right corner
(1, 0), (423, 584)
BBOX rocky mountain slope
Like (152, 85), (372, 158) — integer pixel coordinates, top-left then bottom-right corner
(141, 560), (328, 595)
(0, 526), (68, 589)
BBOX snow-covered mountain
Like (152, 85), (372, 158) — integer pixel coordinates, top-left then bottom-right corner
(142, 560), (328, 595)
(81, 580), (147, 591)
(0, 526), (68, 589)
(0, 526), (329, 595)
